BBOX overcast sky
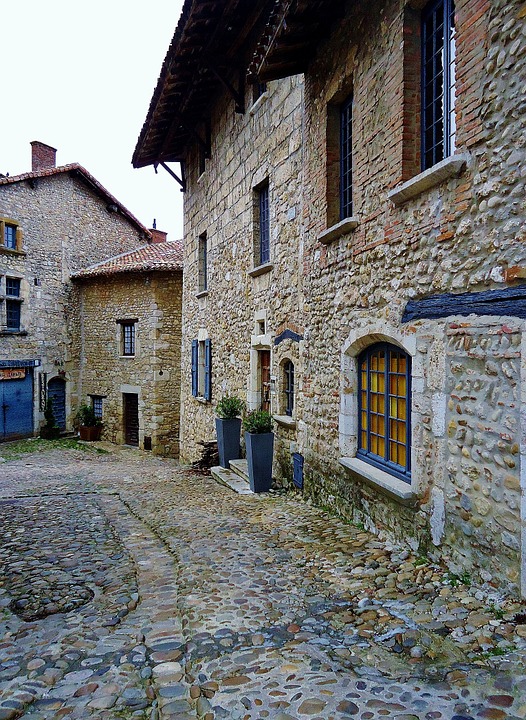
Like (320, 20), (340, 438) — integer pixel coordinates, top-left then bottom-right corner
(2, 1), (185, 241)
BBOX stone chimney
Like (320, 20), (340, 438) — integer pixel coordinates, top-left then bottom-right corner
(150, 228), (168, 244)
(31, 141), (57, 172)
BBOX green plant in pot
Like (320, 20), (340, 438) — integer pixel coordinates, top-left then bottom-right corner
(40, 398), (61, 439)
(243, 409), (274, 493)
(215, 395), (245, 469)
(77, 403), (103, 441)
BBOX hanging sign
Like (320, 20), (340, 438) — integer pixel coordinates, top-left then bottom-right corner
(0, 368), (26, 381)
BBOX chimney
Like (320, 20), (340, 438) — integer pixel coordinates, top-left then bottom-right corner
(150, 228), (168, 244)
(31, 141), (57, 172)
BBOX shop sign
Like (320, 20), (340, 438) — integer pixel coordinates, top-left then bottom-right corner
(0, 368), (26, 381)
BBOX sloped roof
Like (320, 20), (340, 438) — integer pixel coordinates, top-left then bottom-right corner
(72, 240), (184, 279)
(132, 0), (274, 169)
(0, 163), (150, 237)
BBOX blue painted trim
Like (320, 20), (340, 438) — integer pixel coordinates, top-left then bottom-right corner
(0, 359), (40, 368)
(274, 329), (304, 346)
(402, 284), (526, 322)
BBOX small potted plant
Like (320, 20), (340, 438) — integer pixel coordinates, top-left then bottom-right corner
(40, 398), (60, 439)
(215, 395), (245, 468)
(77, 403), (103, 441)
(243, 409), (274, 493)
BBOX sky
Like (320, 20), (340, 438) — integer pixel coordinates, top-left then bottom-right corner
(1, 1), (185, 241)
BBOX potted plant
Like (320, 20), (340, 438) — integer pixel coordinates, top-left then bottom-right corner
(243, 409), (274, 493)
(76, 403), (103, 441)
(215, 395), (245, 468)
(40, 398), (61, 439)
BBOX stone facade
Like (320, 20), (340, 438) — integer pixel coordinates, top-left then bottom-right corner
(72, 246), (183, 457)
(135, 0), (526, 596)
(0, 143), (151, 440)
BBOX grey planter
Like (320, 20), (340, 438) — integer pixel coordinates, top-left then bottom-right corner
(245, 431), (274, 493)
(216, 417), (242, 468)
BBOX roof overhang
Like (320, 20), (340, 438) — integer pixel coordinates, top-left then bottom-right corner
(133, 0), (275, 169)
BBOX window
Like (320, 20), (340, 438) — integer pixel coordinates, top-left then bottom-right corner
(252, 81), (267, 104)
(255, 181), (270, 266)
(198, 233), (208, 292)
(191, 338), (211, 401)
(0, 218), (22, 252)
(357, 343), (411, 482)
(421, 0), (456, 170)
(5, 277), (21, 331)
(283, 360), (294, 417)
(118, 320), (137, 356)
(340, 94), (353, 220)
(91, 396), (104, 420)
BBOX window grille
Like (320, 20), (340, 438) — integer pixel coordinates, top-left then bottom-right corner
(340, 95), (353, 220)
(258, 183), (270, 265)
(199, 233), (208, 292)
(357, 343), (411, 482)
(284, 360), (295, 417)
(91, 396), (103, 419)
(122, 322), (136, 356)
(421, 0), (456, 170)
(6, 300), (21, 330)
(4, 224), (17, 249)
(6, 278), (20, 297)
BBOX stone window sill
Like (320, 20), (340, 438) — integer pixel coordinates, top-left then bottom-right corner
(249, 92), (269, 116)
(195, 395), (209, 404)
(339, 456), (417, 506)
(318, 217), (360, 245)
(248, 262), (273, 278)
(120, 355), (136, 359)
(0, 247), (26, 256)
(388, 154), (468, 206)
(273, 415), (296, 429)
(196, 290), (209, 299)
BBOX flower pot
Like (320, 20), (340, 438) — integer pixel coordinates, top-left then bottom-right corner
(215, 417), (242, 468)
(245, 431), (274, 493)
(79, 425), (102, 441)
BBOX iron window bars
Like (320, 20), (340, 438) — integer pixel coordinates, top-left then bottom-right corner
(340, 94), (353, 220)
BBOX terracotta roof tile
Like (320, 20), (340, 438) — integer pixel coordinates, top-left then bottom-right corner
(0, 163), (150, 237)
(72, 240), (183, 279)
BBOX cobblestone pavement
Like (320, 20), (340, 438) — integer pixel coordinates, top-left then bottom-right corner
(0, 442), (526, 720)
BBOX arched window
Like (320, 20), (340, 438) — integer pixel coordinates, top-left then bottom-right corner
(357, 343), (411, 482)
(283, 360), (294, 417)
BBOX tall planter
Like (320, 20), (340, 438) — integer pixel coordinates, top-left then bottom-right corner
(215, 417), (242, 469)
(245, 431), (274, 493)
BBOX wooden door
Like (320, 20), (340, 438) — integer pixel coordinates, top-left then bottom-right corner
(259, 350), (271, 413)
(123, 393), (139, 446)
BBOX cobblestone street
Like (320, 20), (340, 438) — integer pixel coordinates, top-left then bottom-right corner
(0, 442), (526, 720)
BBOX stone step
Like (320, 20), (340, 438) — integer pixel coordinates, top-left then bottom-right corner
(210, 465), (253, 495)
(228, 459), (249, 482)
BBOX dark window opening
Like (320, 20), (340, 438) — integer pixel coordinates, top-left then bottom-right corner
(284, 360), (295, 417)
(121, 322), (136, 356)
(340, 94), (353, 220)
(257, 182), (270, 266)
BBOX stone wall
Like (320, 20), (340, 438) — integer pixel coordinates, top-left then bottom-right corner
(74, 271), (182, 456)
(0, 172), (148, 434)
(180, 75), (305, 470)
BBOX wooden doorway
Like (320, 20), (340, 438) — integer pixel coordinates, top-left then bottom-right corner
(123, 393), (139, 446)
(259, 349), (271, 413)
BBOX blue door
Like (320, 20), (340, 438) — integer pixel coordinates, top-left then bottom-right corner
(48, 377), (66, 430)
(0, 370), (34, 440)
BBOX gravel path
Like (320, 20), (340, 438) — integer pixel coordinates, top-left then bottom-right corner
(0, 441), (525, 719)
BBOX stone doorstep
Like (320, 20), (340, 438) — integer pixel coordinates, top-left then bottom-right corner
(211, 464), (253, 495)
(228, 459), (249, 482)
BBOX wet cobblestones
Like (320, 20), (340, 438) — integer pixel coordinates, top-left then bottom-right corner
(0, 441), (525, 718)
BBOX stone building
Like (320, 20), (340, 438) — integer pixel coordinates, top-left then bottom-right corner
(0, 141), (150, 440)
(134, 0), (526, 597)
(71, 234), (183, 456)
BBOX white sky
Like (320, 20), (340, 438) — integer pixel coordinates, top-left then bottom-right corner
(1, 1), (185, 241)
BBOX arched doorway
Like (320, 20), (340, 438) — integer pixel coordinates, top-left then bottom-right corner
(48, 377), (66, 430)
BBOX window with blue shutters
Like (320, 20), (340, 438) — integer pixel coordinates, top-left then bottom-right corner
(421, 0), (456, 170)
(192, 338), (212, 401)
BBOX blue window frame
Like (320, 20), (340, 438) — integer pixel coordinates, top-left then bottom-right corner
(91, 396), (104, 419)
(284, 360), (294, 417)
(421, 0), (456, 170)
(357, 343), (411, 483)
(4, 224), (17, 249)
(6, 278), (20, 297)
(258, 182), (270, 265)
(340, 94), (353, 220)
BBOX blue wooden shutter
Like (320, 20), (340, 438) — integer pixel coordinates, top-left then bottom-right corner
(191, 340), (198, 397)
(204, 338), (212, 401)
